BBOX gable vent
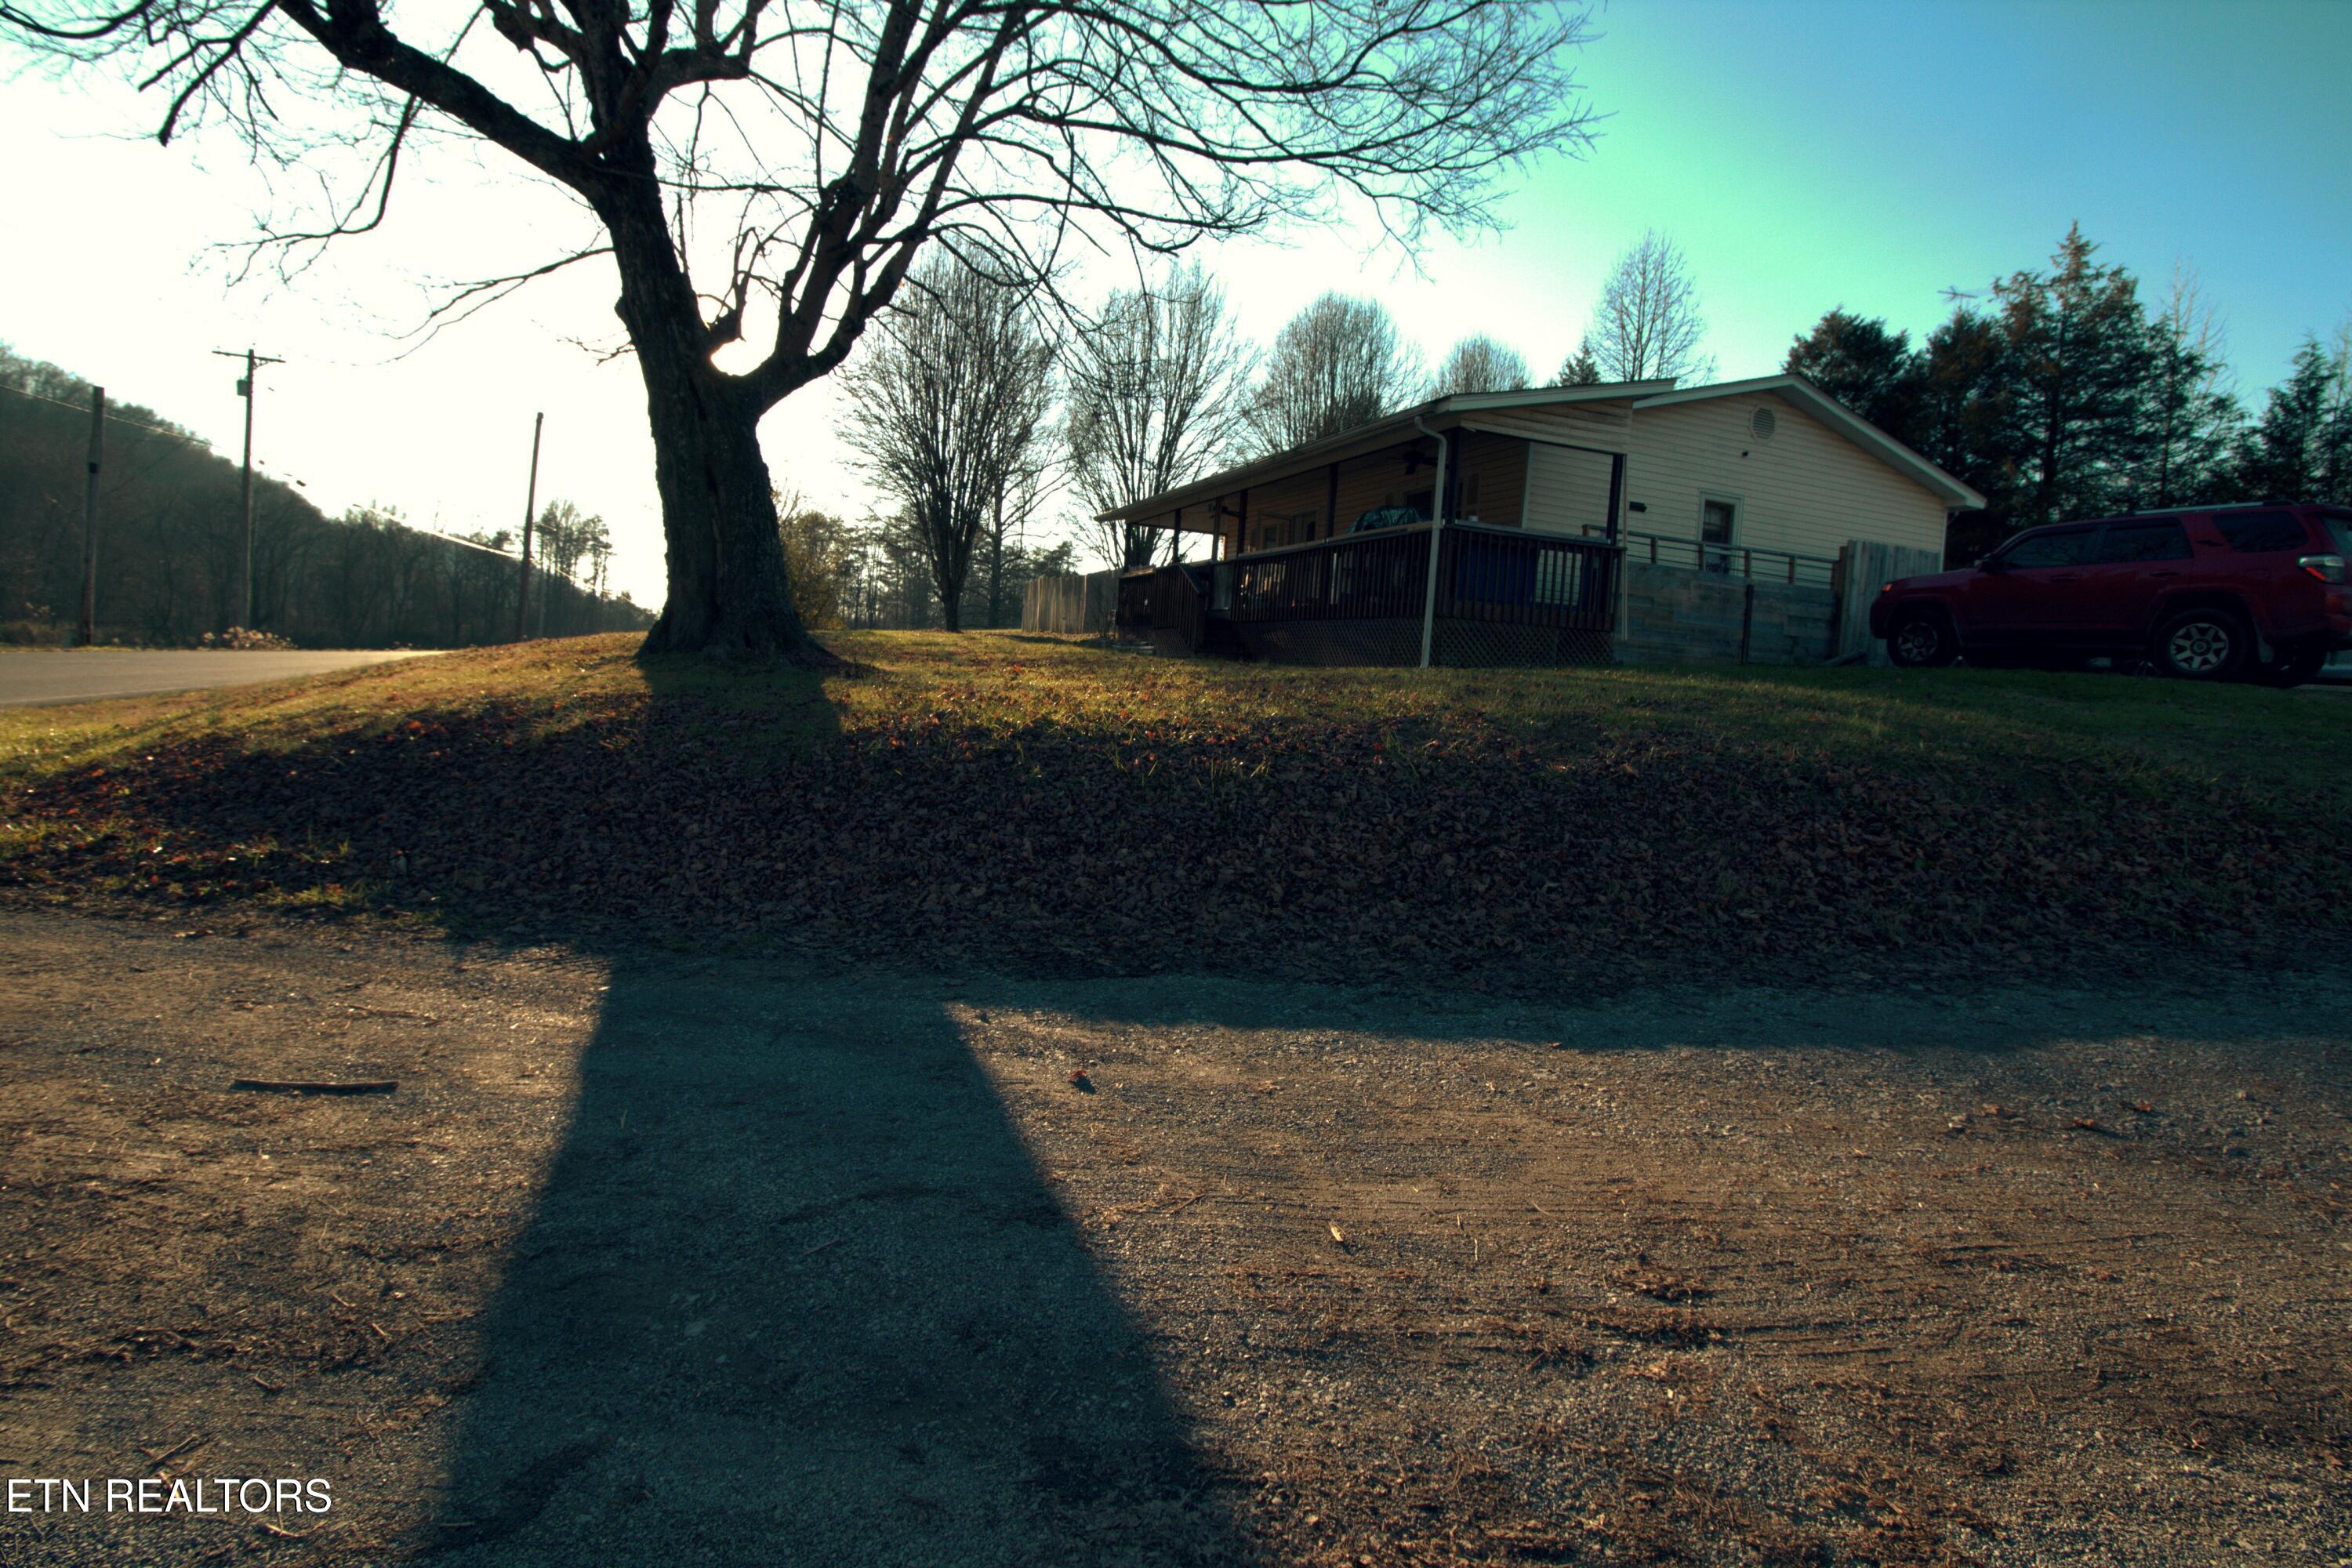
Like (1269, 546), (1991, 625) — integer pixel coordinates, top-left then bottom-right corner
(1749, 406), (1777, 441)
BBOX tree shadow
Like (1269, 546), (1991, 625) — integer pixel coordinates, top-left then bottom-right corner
(404, 670), (1254, 1566)
(418, 957), (1249, 1566)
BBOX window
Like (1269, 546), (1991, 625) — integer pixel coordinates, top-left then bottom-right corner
(1700, 498), (1737, 573)
(2216, 510), (2310, 553)
(1462, 474), (1482, 515)
(2324, 509), (2352, 557)
(2002, 528), (2094, 568)
(2095, 521), (2191, 564)
(1405, 487), (1434, 520)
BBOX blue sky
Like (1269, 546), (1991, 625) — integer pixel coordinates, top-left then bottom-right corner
(1, 0), (2346, 597)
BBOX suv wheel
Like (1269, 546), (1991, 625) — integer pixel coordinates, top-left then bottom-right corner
(2153, 608), (2248, 681)
(1887, 609), (1957, 669)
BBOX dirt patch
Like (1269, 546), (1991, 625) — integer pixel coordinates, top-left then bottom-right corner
(1, 909), (2346, 1565)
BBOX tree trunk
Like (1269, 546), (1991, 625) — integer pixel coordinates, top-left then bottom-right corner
(599, 165), (825, 662)
(986, 492), (1005, 629)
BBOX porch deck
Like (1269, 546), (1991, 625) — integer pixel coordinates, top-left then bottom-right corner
(1116, 522), (1621, 668)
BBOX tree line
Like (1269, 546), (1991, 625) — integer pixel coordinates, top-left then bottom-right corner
(987, 222), (2350, 575)
(771, 485), (1075, 634)
(0, 343), (651, 647)
(1786, 225), (2352, 558)
(837, 234), (1712, 603)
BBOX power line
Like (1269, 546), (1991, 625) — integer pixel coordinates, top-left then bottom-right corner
(0, 381), (217, 449)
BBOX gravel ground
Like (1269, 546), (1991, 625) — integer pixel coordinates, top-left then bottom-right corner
(0, 909), (2345, 1566)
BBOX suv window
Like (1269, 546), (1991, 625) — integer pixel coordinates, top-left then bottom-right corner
(2095, 520), (2192, 564)
(2322, 509), (2352, 556)
(2215, 510), (2311, 553)
(2002, 528), (2094, 568)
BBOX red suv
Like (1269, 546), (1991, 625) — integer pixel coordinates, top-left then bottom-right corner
(1871, 503), (2352, 685)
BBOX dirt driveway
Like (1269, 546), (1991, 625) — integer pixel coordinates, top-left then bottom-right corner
(1, 910), (2345, 1566)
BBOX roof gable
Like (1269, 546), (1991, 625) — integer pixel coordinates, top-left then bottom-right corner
(1632, 375), (1986, 510)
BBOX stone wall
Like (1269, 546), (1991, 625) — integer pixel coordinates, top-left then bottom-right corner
(1618, 561), (1837, 666)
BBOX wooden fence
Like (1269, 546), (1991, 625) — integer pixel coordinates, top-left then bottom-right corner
(1833, 539), (1946, 666)
(1021, 568), (1121, 634)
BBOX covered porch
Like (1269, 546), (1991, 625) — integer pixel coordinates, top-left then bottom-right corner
(1103, 384), (1656, 668)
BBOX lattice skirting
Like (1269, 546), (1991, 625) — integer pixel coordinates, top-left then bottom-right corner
(1230, 617), (1613, 669)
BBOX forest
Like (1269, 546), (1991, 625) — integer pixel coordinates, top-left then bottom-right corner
(0, 345), (651, 648)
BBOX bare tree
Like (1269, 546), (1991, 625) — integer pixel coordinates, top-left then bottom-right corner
(1564, 230), (1712, 386)
(974, 416), (1065, 626)
(6, 0), (1600, 662)
(1245, 292), (1419, 455)
(1067, 261), (1253, 570)
(1428, 333), (1530, 396)
(2135, 263), (2237, 509)
(840, 255), (1055, 631)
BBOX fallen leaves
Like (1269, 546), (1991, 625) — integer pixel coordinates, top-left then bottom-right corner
(4, 637), (2345, 999)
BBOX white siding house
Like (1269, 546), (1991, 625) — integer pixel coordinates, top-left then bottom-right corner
(1087, 373), (1984, 667)
(1619, 377), (1969, 567)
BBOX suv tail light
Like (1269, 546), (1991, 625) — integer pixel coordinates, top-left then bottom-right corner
(2298, 554), (2346, 583)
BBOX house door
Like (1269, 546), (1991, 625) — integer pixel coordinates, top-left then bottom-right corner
(1700, 499), (1737, 573)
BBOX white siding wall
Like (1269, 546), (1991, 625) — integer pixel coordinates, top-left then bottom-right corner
(1624, 393), (1949, 565)
(1523, 445), (1617, 536)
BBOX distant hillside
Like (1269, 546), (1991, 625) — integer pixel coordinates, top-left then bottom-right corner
(0, 343), (652, 647)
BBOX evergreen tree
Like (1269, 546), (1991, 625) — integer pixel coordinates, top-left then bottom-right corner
(1555, 347), (1603, 386)
(1915, 307), (2024, 561)
(1783, 308), (1924, 443)
(2237, 336), (2335, 500)
(2131, 304), (2240, 509)
(2320, 322), (2352, 505)
(1993, 224), (2156, 528)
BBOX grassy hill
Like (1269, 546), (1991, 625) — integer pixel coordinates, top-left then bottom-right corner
(3, 632), (2346, 989)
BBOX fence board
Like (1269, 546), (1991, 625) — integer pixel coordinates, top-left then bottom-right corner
(1022, 569), (1120, 634)
(1835, 540), (1945, 666)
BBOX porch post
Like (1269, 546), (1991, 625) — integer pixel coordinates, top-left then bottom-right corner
(1606, 452), (1625, 545)
(1417, 429), (1450, 670)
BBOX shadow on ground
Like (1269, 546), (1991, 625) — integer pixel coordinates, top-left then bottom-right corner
(418, 665), (1252, 1566)
(422, 958), (1250, 1567)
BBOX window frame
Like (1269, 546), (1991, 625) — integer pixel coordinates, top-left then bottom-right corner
(2213, 509), (2314, 554)
(1991, 526), (2098, 569)
(2091, 518), (2193, 565)
(1697, 493), (1740, 573)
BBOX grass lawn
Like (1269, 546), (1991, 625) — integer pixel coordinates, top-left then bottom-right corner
(2, 630), (2346, 985)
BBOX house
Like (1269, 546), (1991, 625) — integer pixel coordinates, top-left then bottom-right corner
(1092, 375), (1985, 667)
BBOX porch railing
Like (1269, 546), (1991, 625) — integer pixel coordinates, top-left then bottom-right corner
(1115, 562), (1209, 650)
(1224, 521), (1619, 632)
(1584, 524), (1838, 588)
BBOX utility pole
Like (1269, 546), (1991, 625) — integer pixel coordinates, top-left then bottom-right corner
(213, 348), (283, 631)
(515, 412), (544, 641)
(79, 387), (103, 646)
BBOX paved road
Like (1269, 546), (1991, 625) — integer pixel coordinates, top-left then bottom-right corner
(0, 649), (436, 707)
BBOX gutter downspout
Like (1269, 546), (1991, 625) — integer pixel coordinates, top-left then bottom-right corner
(1414, 416), (1448, 669)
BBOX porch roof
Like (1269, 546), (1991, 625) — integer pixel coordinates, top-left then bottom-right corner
(1094, 381), (1675, 526)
